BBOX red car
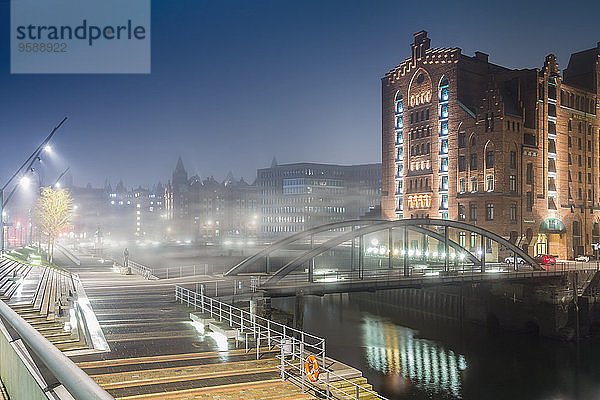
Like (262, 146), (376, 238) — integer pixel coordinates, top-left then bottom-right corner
(535, 254), (556, 269)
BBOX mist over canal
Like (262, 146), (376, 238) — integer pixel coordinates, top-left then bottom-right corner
(273, 292), (600, 400)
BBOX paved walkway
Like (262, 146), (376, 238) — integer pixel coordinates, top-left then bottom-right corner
(56, 253), (314, 399)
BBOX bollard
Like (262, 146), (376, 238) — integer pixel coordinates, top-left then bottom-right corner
(280, 345), (285, 381)
(256, 327), (260, 360)
(300, 342), (305, 393)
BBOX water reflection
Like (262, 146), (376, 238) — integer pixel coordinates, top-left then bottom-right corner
(362, 315), (465, 398)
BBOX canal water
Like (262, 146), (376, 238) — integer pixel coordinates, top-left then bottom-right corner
(273, 292), (600, 400)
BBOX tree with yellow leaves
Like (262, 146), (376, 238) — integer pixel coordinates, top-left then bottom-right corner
(36, 187), (72, 263)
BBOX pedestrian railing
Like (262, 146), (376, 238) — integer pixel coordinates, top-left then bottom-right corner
(128, 260), (156, 279)
(174, 285), (387, 400)
(162, 264), (214, 279)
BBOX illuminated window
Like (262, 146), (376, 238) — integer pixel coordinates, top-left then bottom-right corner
(395, 92), (403, 113)
(486, 175), (494, 191)
(459, 178), (466, 193)
(441, 175), (448, 191)
(439, 76), (449, 101)
(471, 177), (477, 192)
(470, 232), (477, 249)
(441, 139), (448, 154)
(509, 175), (517, 192)
(459, 232), (466, 247)
(441, 158), (448, 172)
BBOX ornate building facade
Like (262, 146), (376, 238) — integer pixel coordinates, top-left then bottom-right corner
(382, 31), (599, 259)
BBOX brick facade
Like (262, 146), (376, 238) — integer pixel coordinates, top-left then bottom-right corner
(382, 31), (600, 259)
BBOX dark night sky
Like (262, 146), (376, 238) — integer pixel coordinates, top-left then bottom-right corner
(0, 0), (599, 188)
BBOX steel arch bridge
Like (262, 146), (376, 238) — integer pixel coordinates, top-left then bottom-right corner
(225, 219), (540, 284)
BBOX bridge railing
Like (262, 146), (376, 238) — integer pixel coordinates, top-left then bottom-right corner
(174, 285), (387, 400)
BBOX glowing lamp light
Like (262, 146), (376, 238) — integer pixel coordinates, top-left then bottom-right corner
(44, 144), (52, 153)
(400, 249), (406, 255)
(408, 249), (414, 257)
(55, 182), (61, 188)
(415, 250), (421, 256)
(459, 253), (465, 260)
(371, 238), (379, 246)
(432, 251), (438, 258)
(393, 249), (399, 255)
(19, 176), (30, 187)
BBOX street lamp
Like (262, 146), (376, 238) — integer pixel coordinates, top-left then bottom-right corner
(1, 117), (67, 254)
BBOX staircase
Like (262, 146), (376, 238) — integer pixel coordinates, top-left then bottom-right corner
(1, 252), (89, 352)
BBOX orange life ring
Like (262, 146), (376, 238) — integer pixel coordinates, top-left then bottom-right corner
(305, 355), (320, 382)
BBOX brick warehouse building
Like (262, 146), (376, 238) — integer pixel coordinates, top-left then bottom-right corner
(382, 31), (600, 259)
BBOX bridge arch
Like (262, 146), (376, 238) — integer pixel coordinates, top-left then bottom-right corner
(226, 219), (539, 281)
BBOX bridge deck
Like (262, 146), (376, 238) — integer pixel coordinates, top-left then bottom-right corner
(262, 268), (588, 297)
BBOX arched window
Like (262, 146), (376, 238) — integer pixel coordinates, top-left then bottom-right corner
(439, 76), (449, 101)
(408, 69), (433, 107)
(395, 92), (403, 114)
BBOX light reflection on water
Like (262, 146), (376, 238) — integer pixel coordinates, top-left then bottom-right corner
(362, 315), (465, 398)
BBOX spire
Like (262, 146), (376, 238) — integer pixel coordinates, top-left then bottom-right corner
(224, 171), (234, 186)
(175, 156), (186, 173)
(271, 157), (278, 168)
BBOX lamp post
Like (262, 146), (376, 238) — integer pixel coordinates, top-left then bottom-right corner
(1, 117), (67, 254)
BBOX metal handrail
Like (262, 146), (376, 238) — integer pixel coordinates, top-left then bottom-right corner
(175, 286), (324, 364)
(174, 286), (387, 400)
(0, 300), (113, 399)
(128, 260), (155, 279)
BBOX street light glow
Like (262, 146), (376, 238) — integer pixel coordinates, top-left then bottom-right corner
(19, 176), (30, 187)
(44, 144), (52, 153)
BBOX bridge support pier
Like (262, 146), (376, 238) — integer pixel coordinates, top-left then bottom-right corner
(350, 235), (355, 272)
(359, 235), (364, 280)
(388, 228), (393, 269)
(480, 235), (486, 273)
(444, 226), (449, 272)
(294, 294), (304, 332)
(403, 225), (409, 277)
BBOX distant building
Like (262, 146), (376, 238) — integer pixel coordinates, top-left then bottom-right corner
(164, 158), (258, 242)
(382, 31), (600, 258)
(257, 159), (381, 239)
(69, 180), (164, 242)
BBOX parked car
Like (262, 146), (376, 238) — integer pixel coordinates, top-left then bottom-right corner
(575, 255), (591, 262)
(504, 255), (525, 264)
(534, 254), (556, 268)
